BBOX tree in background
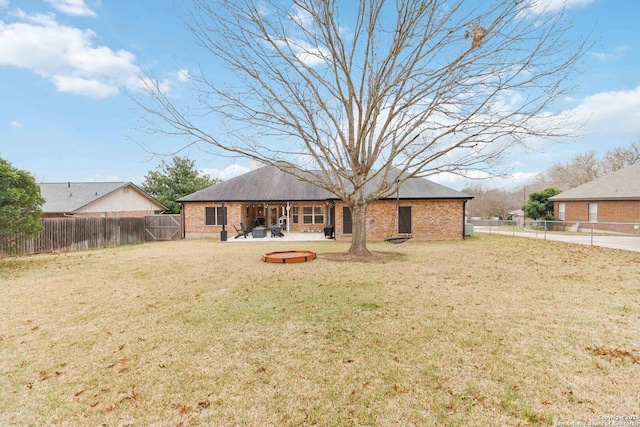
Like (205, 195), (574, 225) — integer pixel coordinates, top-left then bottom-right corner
(522, 187), (560, 220)
(603, 141), (640, 173)
(463, 184), (520, 219)
(141, 156), (219, 214)
(530, 141), (640, 192)
(0, 157), (44, 254)
(135, 0), (585, 258)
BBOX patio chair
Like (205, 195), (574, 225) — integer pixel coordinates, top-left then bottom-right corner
(271, 226), (285, 238)
(234, 223), (251, 239)
(241, 222), (252, 234)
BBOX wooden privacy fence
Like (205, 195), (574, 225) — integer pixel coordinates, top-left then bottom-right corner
(145, 215), (182, 241)
(1, 215), (182, 257)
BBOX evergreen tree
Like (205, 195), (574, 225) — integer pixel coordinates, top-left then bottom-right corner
(522, 188), (561, 220)
(0, 158), (44, 254)
(142, 156), (219, 214)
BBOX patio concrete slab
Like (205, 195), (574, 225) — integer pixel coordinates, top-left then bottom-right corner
(226, 232), (330, 243)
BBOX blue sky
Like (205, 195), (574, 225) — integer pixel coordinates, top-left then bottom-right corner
(1, 0), (639, 190)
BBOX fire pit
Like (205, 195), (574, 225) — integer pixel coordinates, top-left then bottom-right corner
(262, 250), (316, 264)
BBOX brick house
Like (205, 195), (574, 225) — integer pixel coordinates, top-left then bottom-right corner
(38, 182), (167, 218)
(178, 166), (473, 241)
(549, 162), (640, 231)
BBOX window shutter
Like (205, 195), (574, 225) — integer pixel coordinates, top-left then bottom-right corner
(398, 206), (412, 234)
(205, 207), (216, 225)
(343, 207), (352, 234)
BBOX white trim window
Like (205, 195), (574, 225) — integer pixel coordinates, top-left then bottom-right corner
(588, 203), (598, 223)
(558, 203), (565, 221)
(303, 206), (324, 224)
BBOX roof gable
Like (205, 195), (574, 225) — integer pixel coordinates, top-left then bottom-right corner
(39, 182), (166, 213)
(549, 162), (640, 201)
(179, 166), (471, 202)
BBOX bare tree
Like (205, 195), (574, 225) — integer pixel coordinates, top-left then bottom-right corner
(531, 151), (602, 191)
(134, 0), (585, 257)
(463, 184), (520, 219)
(603, 141), (640, 172)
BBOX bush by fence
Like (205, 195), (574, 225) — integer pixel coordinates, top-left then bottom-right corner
(1, 216), (181, 257)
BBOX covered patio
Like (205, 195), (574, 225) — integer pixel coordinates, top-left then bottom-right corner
(226, 230), (330, 243)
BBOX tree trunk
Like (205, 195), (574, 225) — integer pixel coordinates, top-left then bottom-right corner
(346, 195), (371, 257)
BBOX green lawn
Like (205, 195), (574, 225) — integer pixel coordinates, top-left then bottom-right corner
(1, 235), (639, 426)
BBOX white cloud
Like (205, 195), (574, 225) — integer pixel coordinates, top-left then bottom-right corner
(0, 0), (8, 8)
(11, 120), (23, 128)
(274, 37), (330, 67)
(527, 0), (595, 15)
(0, 11), (139, 98)
(53, 74), (118, 98)
(202, 164), (250, 181)
(0, 10), (182, 99)
(569, 86), (640, 136)
(44, 0), (96, 17)
(177, 69), (190, 82)
(589, 46), (629, 62)
(430, 170), (540, 191)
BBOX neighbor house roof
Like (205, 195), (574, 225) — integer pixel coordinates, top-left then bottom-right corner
(178, 165), (472, 202)
(549, 162), (640, 202)
(38, 182), (166, 213)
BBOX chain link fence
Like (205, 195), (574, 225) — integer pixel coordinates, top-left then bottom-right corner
(468, 219), (640, 252)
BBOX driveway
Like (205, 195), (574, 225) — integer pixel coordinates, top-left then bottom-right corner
(474, 227), (640, 253)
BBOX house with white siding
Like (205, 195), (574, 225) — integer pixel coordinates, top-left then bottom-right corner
(38, 182), (166, 218)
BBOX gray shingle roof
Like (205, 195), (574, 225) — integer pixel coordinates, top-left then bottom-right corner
(38, 182), (165, 213)
(178, 166), (471, 202)
(549, 162), (640, 201)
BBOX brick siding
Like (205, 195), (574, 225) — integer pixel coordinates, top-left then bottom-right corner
(335, 199), (464, 241)
(555, 200), (640, 223)
(184, 199), (465, 241)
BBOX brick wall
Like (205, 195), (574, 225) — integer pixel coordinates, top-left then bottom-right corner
(183, 202), (244, 235)
(335, 199), (464, 241)
(555, 200), (640, 223)
(183, 199), (466, 241)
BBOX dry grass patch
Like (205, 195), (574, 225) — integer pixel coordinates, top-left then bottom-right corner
(1, 235), (639, 426)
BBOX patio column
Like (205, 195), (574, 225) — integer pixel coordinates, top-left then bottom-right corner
(286, 202), (290, 233)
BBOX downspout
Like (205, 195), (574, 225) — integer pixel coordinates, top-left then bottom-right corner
(462, 199), (468, 240)
(181, 203), (185, 239)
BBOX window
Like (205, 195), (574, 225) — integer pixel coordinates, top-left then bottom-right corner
(205, 206), (227, 226)
(398, 206), (412, 234)
(342, 207), (352, 234)
(558, 203), (565, 221)
(291, 206), (299, 224)
(588, 203), (598, 223)
(303, 206), (324, 224)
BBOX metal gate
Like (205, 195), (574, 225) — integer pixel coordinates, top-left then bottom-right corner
(145, 215), (182, 241)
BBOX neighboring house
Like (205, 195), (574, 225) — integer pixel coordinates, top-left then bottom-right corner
(549, 162), (640, 227)
(178, 166), (473, 241)
(38, 182), (167, 218)
(509, 209), (525, 225)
